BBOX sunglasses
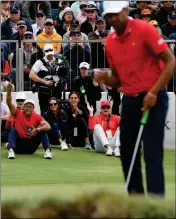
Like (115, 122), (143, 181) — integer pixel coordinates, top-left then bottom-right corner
(87, 10), (95, 14)
(50, 103), (57, 106)
(45, 23), (53, 26)
(142, 15), (151, 18)
(36, 14), (44, 18)
(10, 11), (18, 14)
(80, 5), (87, 9)
(101, 105), (110, 109)
(1, 1), (9, 3)
(24, 36), (33, 39)
(16, 99), (25, 102)
(45, 49), (53, 52)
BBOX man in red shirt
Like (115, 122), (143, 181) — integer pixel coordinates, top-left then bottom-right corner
(96, 1), (175, 197)
(6, 83), (52, 159)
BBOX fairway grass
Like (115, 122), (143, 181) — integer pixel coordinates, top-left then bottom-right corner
(1, 146), (175, 203)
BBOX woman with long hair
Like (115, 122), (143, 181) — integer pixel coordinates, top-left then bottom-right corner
(63, 92), (92, 149)
(43, 97), (69, 151)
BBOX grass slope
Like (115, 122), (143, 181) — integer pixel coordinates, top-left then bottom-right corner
(1, 146), (175, 203)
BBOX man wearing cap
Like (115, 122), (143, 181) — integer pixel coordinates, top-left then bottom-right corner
(71, 62), (101, 114)
(9, 31), (43, 90)
(32, 10), (46, 39)
(63, 30), (90, 78)
(6, 83), (52, 159)
(63, 19), (89, 48)
(37, 18), (62, 54)
(140, 9), (152, 22)
(161, 11), (176, 38)
(88, 17), (107, 40)
(87, 101), (121, 157)
(1, 5), (32, 41)
(80, 2), (99, 36)
(96, 1), (175, 197)
(29, 44), (62, 115)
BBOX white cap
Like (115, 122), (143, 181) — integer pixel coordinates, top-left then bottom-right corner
(15, 92), (26, 100)
(43, 44), (54, 56)
(24, 99), (35, 107)
(102, 1), (129, 17)
(79, 62), (90, 69)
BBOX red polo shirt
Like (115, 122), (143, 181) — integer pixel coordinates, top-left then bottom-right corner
(106, 18), (168, 96)
(13, 108), (44, 139)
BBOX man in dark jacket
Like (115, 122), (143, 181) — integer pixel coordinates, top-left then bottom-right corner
(21, 1), (51, 21)
(71, 62), (102, 114)
(161, 11), (176, 38)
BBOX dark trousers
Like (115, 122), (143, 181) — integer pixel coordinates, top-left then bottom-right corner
(47, 121), (68, 145)
(38, 93), (51, 116)
(69, 117), (89, 147)
(120, 89), (168, 196)
(1, 129), (10, 143)
(8, 128), (50, 154)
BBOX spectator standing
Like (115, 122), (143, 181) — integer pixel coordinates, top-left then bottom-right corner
(43, 97), (69, 151)
(80, 2), (99, 35)
(156, 1), (175, 27)
(21, 1), (51, 21)
(37, 18), (62, 54)
(71, 62), (102, 114)
(96, 1), (175, 196)
(56, 7), (78, 37)
(76, 1), (88, 25)
(1, 0), (10, 23)
(6, 83), (52, 159)
(87, 101), (121, 157)
(63, 30), (90, 80)
(32, 11), (46, 39)
(161, 11), (176, 38)
(63, 92), (92, 149)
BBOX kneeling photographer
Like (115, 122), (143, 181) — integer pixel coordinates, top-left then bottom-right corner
(29, 44), (68, 115)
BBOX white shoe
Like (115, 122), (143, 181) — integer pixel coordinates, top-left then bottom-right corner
(44, 149), (52, 159)
(61, 141), (68, 151)
(114, 146), (120, 157)
(106, 146), (113, 156)
(8, 148), (15, 159)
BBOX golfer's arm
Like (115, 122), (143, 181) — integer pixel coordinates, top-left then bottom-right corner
(29, 70), (46, 84)
(105, 69), (121, 88)
(38, 120), (51, 132)
(150, 48), (175, 95)
(6, 90), (16, 116)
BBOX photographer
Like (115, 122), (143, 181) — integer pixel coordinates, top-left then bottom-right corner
(29, 44), (65, 115)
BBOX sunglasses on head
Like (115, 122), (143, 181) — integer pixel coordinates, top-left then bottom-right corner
(10, 11), (18, 14)
(101, 105), (110, 109)
(36, 14), (44, 18)
(45, 23), (53, 26)
(16, 99), (25, 102)
(87, 10), (95, 14)
(45, 49), (53, 52)
(50, 102), (57, 106)
(80, 5), (87, 9)
(24, 36), (33, 39)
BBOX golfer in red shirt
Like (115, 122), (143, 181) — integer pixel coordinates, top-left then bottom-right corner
(96, 1), (175, 197)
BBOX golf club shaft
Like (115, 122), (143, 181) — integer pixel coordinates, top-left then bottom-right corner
(124, 124), (144, 193)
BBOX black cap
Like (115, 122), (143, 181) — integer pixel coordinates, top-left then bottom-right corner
(10, 5), (19, 12)
(99, 29), (108, 37)
(70, 19), (79, 26)
(168, 11), (176, 19)
(96, 17), (106, 23)
(70, 30), (81, 36)
(17, 20), (26, 27)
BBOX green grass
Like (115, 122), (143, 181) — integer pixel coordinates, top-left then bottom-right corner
(1, 146), (175, 203)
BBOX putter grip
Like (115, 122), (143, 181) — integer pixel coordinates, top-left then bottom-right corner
(141, 110), (150, 125)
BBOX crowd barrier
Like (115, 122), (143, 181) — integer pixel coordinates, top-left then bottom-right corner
(2, 91), (175, 149)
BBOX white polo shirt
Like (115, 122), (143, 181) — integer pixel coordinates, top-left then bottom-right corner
(1, 102), (9, 118)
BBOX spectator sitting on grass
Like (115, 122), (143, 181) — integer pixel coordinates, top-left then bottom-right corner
(87, 101), (121, 157)
(6, 83), (52, 159)
(43, 97), (69, 151)
(63, 92), (92, 150)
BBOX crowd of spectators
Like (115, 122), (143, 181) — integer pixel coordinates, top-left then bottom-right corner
(1, 1), (176, 159)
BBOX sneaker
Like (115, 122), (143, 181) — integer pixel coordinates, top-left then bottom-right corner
(85, 142), (93, 150)
(106, 146), (113, 156)
(114, 146), (120, 157)
(8, 148), (15, 159)
(61, 141), (68, 151)
(44, 149), (52, 159)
